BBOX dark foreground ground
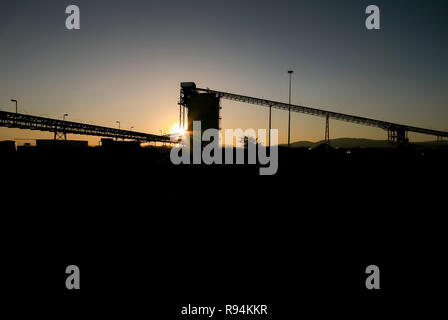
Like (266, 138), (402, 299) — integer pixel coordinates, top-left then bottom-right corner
(1, 145), (447, 317)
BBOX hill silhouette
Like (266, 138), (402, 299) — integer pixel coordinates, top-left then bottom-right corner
(285, 138), (443, 149)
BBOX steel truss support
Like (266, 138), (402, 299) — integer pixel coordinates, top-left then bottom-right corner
(387, 127), (408, 148)
(54, 124), (67, 140)
(0, 110), (174, 144)
(437, 136), (447, 145)
(54, 131), (66, 140)
(194, 87), (448, 140)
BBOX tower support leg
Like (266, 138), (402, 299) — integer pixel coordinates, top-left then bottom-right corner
(54, 126), (67, 140)
(387, 127), (408, 149)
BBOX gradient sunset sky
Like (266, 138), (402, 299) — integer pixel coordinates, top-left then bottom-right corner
(1, 0), (447, 145)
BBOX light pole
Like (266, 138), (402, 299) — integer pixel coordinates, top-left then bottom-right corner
(63, 113), (68, 121)
(159, 130), (165, 146)
(11, 99), (17, 113)
(287, 70), (293, 148)
(268, 105), (272, 148)
(115, 121), (121, 141)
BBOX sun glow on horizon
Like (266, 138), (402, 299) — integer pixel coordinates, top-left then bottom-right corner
(170, 123), (186, 137)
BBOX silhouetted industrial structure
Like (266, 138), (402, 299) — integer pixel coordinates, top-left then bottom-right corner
(2, 82), (447, 148)
(179, 82), (448, 147)
(180, 82), (221, 136)
(0, 111), (175, 143)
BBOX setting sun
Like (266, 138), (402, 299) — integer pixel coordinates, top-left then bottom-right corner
(170, 123), (186, 135)
(170, 123), (187, 142)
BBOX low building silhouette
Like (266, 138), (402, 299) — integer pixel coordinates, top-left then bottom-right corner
(0, 140), (16, 153)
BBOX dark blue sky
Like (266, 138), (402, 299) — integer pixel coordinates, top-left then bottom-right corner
(1, 0), (447, 143)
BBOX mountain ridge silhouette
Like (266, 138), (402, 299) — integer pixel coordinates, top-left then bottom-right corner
(284, 137), (444, 149)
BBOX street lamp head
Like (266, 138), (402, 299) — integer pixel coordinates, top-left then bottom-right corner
(288, 70), (294, 74)
(11, 99), (18, 113)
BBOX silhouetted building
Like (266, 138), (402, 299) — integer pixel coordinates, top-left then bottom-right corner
(101, 138), (140, 151)
(187, 93), (220, 134)
(0, 140), (16, 153)
(181, 82), (221, 136)
(17, 143), (36, 153)
(36, 140), (88, 151)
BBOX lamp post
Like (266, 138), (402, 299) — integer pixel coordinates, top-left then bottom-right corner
(63, 113), (68, 121)
(11, 99), (17, 113)
(159, 130), (165, 147)
(287, 70), (293, 148)
(268, 105), (272, 148)
(115, 121), (121, 141)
